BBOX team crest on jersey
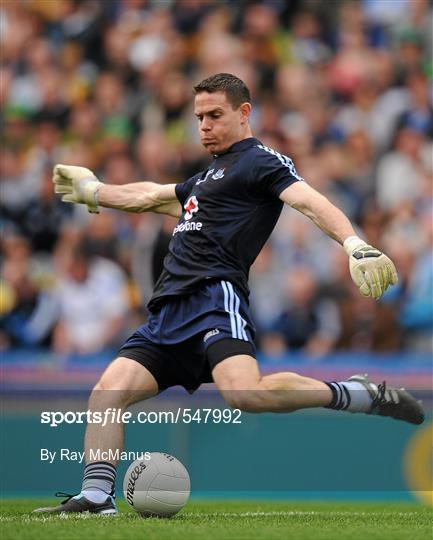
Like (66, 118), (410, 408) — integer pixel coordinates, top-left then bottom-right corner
(195, 167), (225, 185)
(196, 169), (213, 185)
(184, 196), (199, 220)
(211, 168), (225, 180)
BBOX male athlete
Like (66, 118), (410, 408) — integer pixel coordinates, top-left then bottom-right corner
(35, 73), (424, 514)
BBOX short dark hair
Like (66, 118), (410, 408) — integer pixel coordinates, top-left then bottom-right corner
(193, 73), (251, 109)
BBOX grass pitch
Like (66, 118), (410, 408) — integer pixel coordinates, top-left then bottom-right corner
(0, 499), (431, 540)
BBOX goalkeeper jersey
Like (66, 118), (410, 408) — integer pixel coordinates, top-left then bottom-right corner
(148, 137), (302, 311)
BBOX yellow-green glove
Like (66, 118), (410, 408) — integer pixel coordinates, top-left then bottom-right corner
(53, 164), (102, 213)
(343, 236), (398, 300)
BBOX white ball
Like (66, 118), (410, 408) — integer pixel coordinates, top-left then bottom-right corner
(123, 452), (190, 517)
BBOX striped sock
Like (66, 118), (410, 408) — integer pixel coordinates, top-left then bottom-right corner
(81, 461), (116, 503)
(324, 381), (373, 412)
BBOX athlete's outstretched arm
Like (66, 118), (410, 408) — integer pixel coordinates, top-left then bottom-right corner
(98, 182), (181, 217)
(279, 181), (355, 244)
(52, 164), (181, 218)
(279, 181), (398, 299)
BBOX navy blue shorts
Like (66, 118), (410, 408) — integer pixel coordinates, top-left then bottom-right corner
(118, 280), (256, 393)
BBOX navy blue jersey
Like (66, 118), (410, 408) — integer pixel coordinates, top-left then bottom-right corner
(148, 137), (303, 310)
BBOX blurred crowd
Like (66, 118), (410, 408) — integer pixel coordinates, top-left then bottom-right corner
(1, 0), (432, 359)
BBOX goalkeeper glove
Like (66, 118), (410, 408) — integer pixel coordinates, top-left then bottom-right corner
(53, 164), (102, 213)
(343, 236), (398, 300)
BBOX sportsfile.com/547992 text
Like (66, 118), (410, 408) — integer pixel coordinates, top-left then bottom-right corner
(40, 408), (242, 427)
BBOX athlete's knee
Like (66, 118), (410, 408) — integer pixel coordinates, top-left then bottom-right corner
(93, 375), (119, 393)
(89, 381), (134, 410)
(89, 356), (158, 409)
(90, 371), (136, 409)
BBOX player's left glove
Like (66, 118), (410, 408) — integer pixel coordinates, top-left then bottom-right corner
(52, 164), (102, 213)
(343, 236), (398, 300)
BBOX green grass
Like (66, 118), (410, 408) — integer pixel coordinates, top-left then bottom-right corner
(0, 499), (431, 540)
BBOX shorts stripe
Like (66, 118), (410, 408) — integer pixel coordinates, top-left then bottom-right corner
(221, 281), (237, 338)
(234, 292), (242, 338)
(221, 281), (248, 341)
(227, 281), (248, 341)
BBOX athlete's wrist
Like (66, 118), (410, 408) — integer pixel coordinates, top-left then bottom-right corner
(79, 178), (102, 213)
(343, 236), (367, 256)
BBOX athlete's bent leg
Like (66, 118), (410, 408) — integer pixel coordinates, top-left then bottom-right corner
(212, 354), (331, 412)
(212, 354), (424, 424)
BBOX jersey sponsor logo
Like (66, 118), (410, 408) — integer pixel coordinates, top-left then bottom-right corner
(203, 329), (220, 342)
(174, 196), (203, 235)
(184, 196), (199, 220)
(172, 220), (203, 235)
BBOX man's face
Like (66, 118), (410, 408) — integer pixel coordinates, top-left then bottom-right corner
(194, 91), (249, 155)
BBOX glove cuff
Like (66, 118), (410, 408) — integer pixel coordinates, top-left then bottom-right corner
(81, 178), (102, 214)
(343, 235), (367, 256)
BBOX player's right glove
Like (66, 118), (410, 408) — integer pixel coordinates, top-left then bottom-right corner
(343, 236), (398, 300)
(53, 164), (102, 213)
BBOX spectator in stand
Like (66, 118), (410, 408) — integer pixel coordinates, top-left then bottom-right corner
(262, 266), (341, 359)
(381, 213), (433, 353)
(51, 245), (130, 356)
(21, 165), (73, 254)
(375, 123), (431, 212)
(399, 212), (433, 352)
(1, 147), (39, 228)
(249, 242), (286, 346)
(0, 233), (55, 348)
